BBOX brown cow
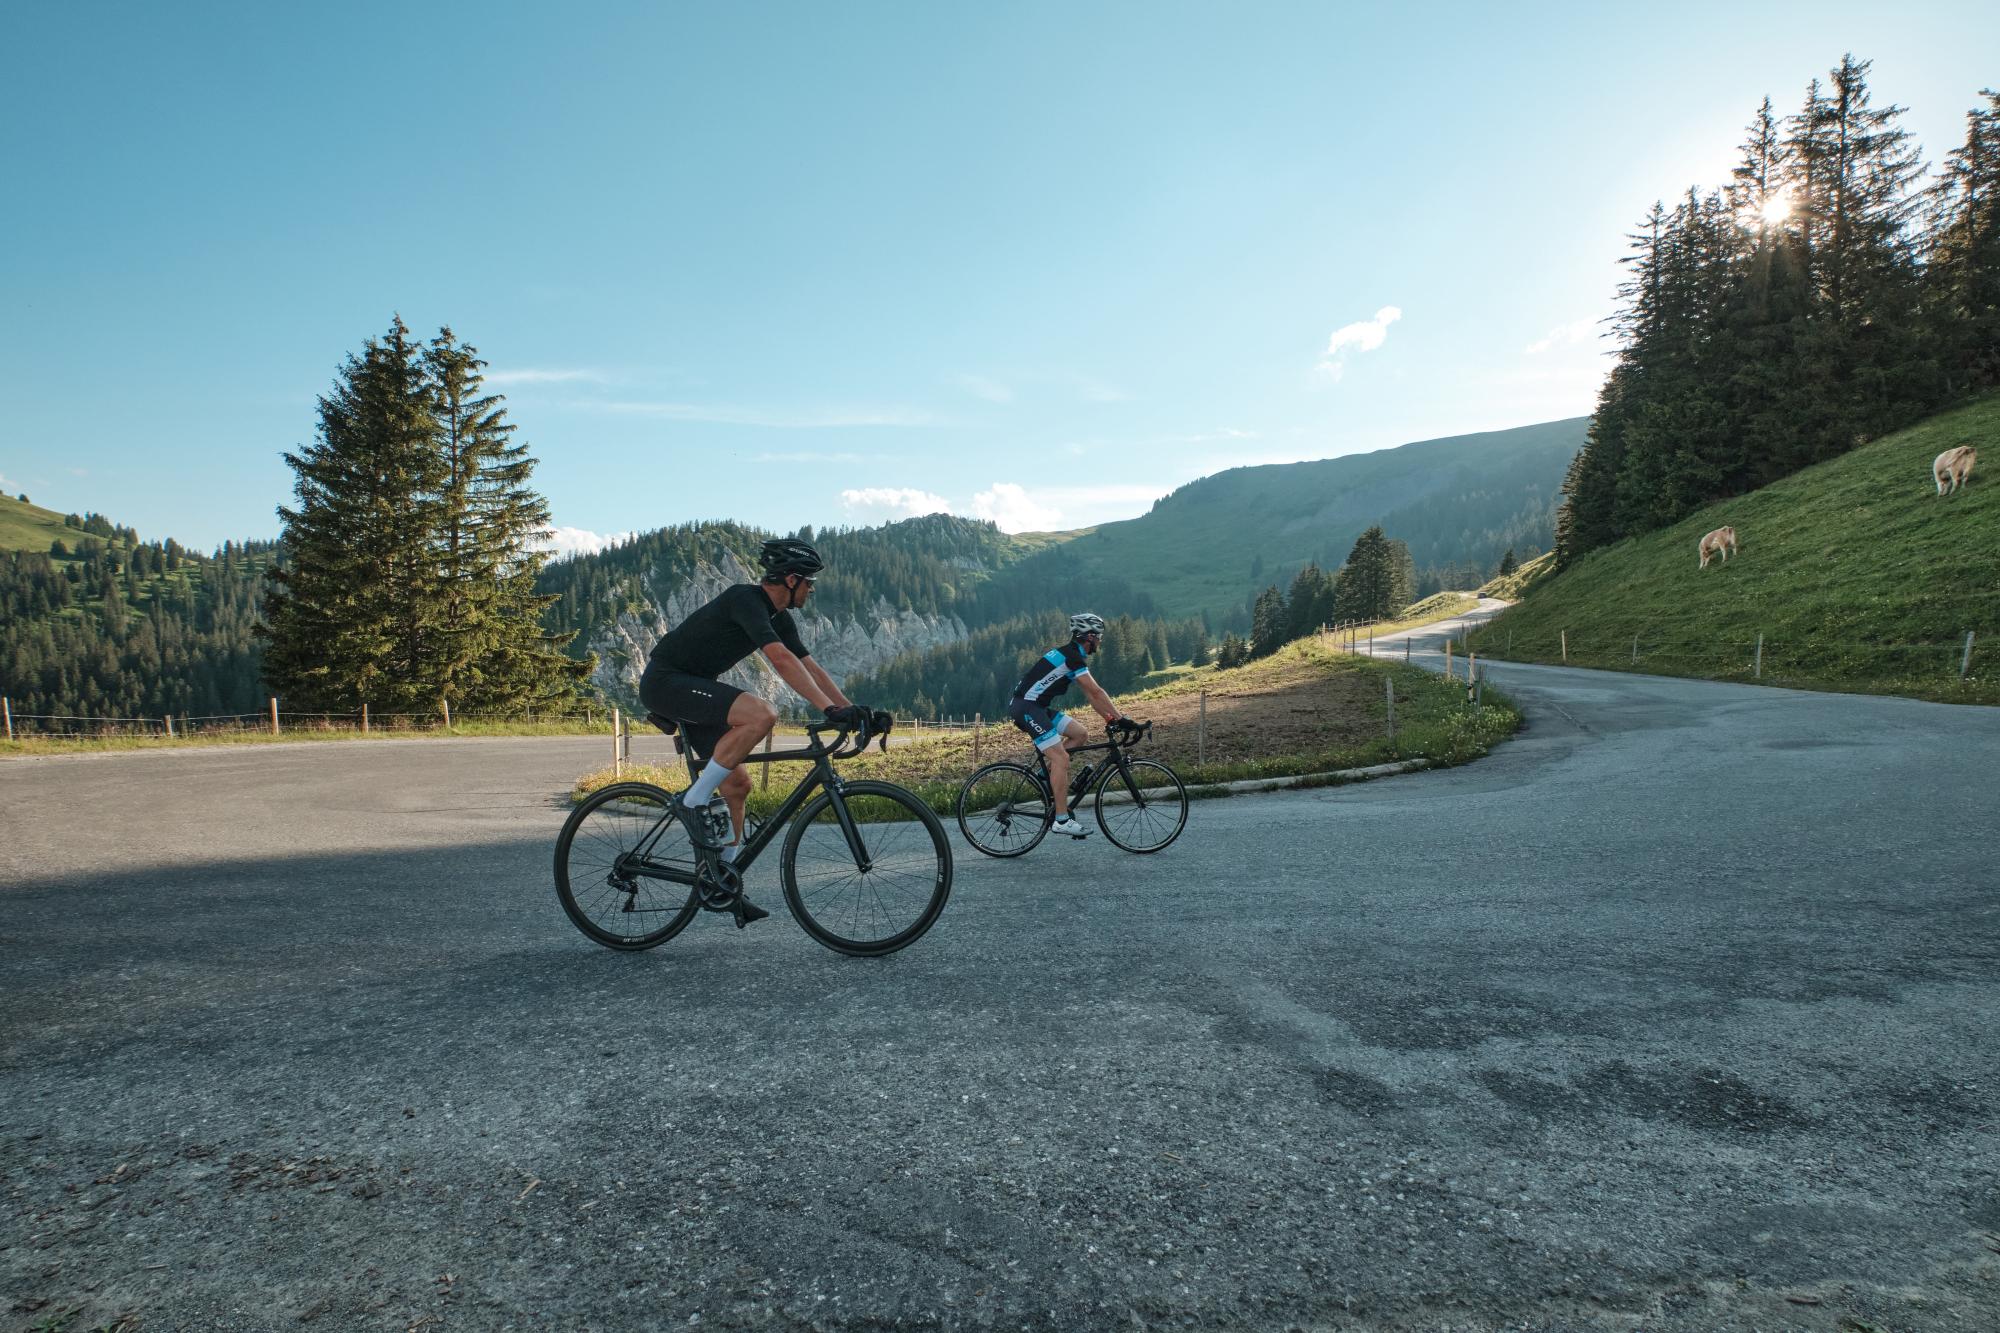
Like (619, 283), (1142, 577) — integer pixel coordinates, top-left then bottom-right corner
(1934, 445), (1977, 495)
(1698, 525), (1738, 570)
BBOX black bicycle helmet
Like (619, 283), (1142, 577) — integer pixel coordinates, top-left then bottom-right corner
(759, 537), (825, 579)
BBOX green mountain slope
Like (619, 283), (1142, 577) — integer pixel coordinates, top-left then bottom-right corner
(1, 496), (276, 724)
(989, 417), (1585, 626)
(1474, 394), (2000, 703)
(0, 494), (79, 552)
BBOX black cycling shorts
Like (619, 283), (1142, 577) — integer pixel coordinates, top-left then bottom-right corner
(638, 663), (744, 762)
(1006, 699), (1071, 752)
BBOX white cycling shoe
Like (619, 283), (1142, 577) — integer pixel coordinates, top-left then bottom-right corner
(1050, 815), (1092, 840)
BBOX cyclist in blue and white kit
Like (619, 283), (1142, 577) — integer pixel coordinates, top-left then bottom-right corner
(1007, 612), (1133, 840)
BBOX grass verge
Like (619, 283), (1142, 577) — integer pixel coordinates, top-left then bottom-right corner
(572, 634), (1521, 815)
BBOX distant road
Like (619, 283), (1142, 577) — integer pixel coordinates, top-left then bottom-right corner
(3, 642), (1996, 1331)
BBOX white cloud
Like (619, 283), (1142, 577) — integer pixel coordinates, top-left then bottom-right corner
(485, 368), (611, 387)
(0, 472), (18, 494)
(1524, 319), (1599, 355)
(536, 526), (636, 559)
(598, 401), (940, 428)
(971, 483), (1064, 533)
(1317, 305), (1403, 381)
(840, 487), (954, 520)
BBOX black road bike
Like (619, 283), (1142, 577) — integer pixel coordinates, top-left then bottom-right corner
(554, 714), (952, 957)
(955, 718), (1189, 857)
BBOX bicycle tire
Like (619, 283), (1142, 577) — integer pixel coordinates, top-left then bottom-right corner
(955, 761), (1054, 858)
(554, 782), (701, 950)
(1092, 759), (1189, 854)
(781, 780), (953, 957)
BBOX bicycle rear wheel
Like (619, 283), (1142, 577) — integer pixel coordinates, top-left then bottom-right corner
(1092, 759), (1189, 854)
(554, 783), (701, 949)
(782, 781), (952, 956)
(955, 762), (1052, 858)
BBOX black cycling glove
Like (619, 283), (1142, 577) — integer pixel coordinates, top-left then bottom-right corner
(823, 703), (869, 728)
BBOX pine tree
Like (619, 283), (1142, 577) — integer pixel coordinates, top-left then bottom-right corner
(426, 329), (590, 711)
(263, 318), (590, 714)
(1249, 585), (1288, 659)
(1498, 548), (1518, 577)
(1332, 527), (1397, 622)
(1926, 90), (2000, 393)
(262, 317), (440, 711)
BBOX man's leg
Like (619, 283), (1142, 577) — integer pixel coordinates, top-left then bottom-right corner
(1043, 734), (1072, 816)
(681, 691), (778, 814)
(718, 766), (755, 853)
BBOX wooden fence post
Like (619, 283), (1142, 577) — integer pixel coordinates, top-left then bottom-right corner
(973, 713), (982, 765)
(1385, 678), (1396, 741)
(1632, 634), (1639, 664)
(1404, 636), (1411, 663)
(2, 697), (11, 742)
(1962, 631), (1976, 679)
(270, 697), (280, 735)
(1559, 631), (1567, 664)
(1444, 640), (1453, 681)
(361, 702), (370, 734)
(1197, 690), (1207, 765)
(1754, 633), (1764, 679)
(441, 698), (452, 730)
(164, 715), (173, 739)
(612, 707), (622, 778)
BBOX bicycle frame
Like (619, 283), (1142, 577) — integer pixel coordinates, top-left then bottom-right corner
(618, 724), (879, 889)
(1030, 723), (1155, 804)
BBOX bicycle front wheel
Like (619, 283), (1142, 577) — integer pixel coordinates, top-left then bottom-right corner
(955, 762), (1052, 858)
(781, 781), (953, 957)
(554, 782), (701, 949)
(1092, 759), (1189, 854)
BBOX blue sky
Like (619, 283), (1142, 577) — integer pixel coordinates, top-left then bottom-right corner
(3, 2), (1994, 553)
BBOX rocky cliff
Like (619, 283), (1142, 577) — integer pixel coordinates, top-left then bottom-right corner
(584, 547), (967, 710)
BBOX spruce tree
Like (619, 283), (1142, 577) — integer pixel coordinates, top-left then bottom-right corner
(1926, 90), (2000, 393)
(1249, 585), (1289, 658)
(263, 318), (591, 714)
(425, 329), (590, 711)
(262, 317), (440, 711)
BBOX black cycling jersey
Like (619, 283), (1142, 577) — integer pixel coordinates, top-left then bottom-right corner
(1011, 640), (1091, 704)
(648, 583), (811, 679)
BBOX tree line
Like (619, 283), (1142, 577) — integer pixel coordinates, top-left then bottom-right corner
(1559, 57), (2000, 562)
(0, 539), (273, 721)
(260, 318), (589, 714)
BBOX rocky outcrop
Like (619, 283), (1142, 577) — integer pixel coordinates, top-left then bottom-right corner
(585, 549), (966, 710)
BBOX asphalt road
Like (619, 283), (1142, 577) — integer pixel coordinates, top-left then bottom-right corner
(3, 657), (1996, 1332)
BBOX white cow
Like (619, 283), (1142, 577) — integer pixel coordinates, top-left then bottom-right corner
(1933, 445), (1977, 495)
(1698, 525), (1738, 570)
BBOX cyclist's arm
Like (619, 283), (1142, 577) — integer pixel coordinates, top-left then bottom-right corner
(1076, 672), (1123, 725)
(801, 655), (851, 709)
(760, 642), (836, 712)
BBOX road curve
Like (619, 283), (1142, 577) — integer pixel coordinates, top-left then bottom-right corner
(2, 656), (1996, 1331)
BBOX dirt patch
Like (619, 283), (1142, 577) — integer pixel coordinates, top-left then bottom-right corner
(848, 655), (1387, 783)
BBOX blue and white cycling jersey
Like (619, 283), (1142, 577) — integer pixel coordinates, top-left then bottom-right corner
(1011, 641), (1091, 705)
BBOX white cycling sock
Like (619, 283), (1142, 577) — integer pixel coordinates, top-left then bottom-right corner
(682, 762), (733, 808)
(720, 842), (741, 864)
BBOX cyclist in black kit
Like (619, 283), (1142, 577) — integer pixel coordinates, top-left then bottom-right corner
(1007, 612), (1132, 840)
(638, 537), (875, 925)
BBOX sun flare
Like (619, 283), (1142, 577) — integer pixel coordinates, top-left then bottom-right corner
(1760, 189), (1792, 227)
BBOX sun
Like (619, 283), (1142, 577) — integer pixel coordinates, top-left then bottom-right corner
(1759, 189), (1792, 227)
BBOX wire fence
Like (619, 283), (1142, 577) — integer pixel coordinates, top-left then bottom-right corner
(0, 697), (613, 741)
(1451, 626), (1983, 685)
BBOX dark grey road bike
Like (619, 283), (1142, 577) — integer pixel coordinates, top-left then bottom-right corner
(955, 718), (1188, 857)
(555, 714), (952, 957)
